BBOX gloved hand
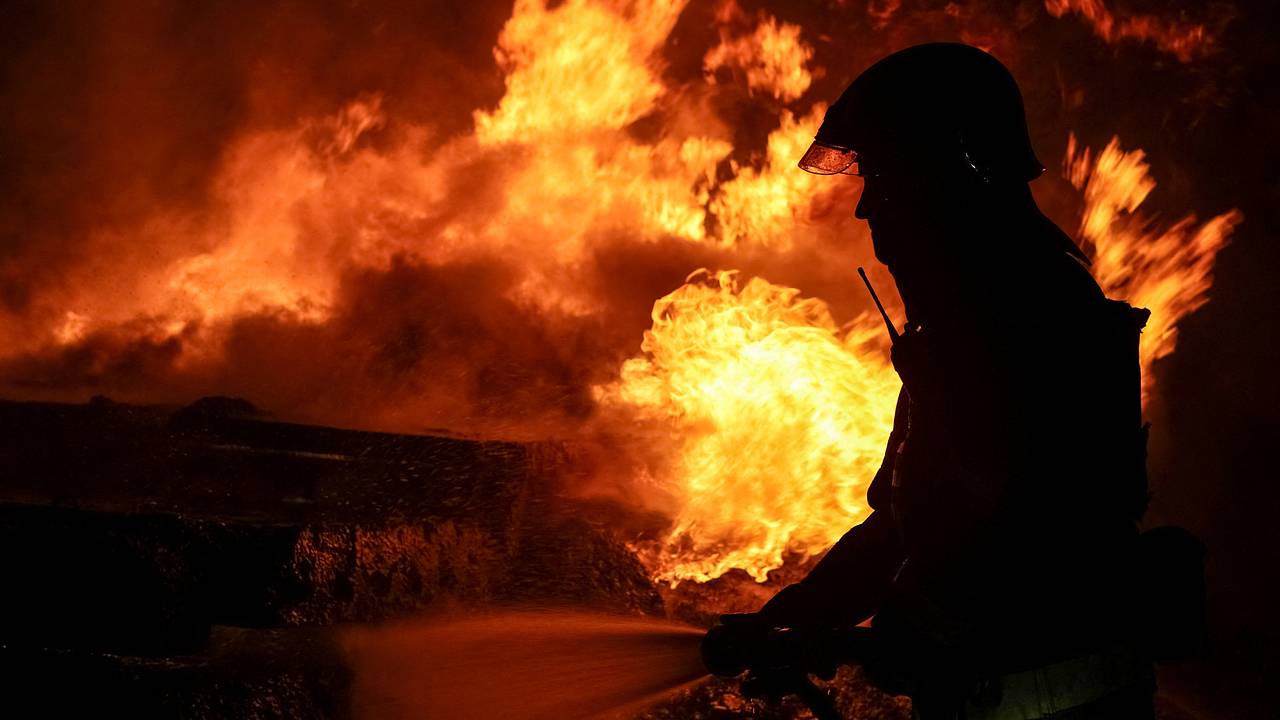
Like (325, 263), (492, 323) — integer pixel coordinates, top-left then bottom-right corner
(707, 614), (852, 679)
(701, 613), (770, 678)
(704, 617), (861, 720)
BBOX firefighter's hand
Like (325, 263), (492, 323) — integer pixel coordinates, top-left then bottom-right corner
(702, 613), (769, 678)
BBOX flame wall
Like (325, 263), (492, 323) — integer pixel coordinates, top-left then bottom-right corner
(0, 0), (1254, 587)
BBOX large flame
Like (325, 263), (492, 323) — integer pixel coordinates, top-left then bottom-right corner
(0, 1), (1244, 586)
(598, 271), (897, 582)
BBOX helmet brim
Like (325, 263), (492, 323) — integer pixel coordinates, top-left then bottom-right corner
(798, 141), (859, 175)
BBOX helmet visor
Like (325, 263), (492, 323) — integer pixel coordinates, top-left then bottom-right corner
(798, 141), (859, 175)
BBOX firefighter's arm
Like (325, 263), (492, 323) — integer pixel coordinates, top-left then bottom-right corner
(760, 511), (903, 628)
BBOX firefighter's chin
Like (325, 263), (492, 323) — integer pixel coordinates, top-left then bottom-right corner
(869, 207), (950, 272)
(869, 219), (908, 270)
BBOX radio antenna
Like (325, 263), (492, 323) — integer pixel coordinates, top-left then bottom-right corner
(857, 266), (899, 343)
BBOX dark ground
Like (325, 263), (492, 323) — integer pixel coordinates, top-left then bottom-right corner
(0, 397), (1272, 718)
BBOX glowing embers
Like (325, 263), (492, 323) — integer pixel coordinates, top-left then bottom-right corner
(600, 270), (898, 584)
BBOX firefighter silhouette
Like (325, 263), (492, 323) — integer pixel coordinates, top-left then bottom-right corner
(702, 43), (1207, 720)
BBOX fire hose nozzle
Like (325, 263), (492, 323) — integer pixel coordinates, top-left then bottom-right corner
(702, 615), (875, 677)
(701, 615), (855, 720)
(700, 615), (762, 678)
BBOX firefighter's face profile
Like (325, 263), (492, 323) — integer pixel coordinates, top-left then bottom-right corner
(855, 167), (944, 270)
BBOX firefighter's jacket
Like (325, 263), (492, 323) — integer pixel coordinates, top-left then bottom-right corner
(761, 219), (1151, 680)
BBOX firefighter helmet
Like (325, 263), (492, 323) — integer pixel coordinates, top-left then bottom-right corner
(798, 43), (1044, 184)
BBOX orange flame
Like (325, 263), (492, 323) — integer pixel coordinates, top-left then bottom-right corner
(1067, 135), (1242, 400)
(0, 0), (1245, 587)
(599, 270), (898, 583)
(710, 106), (833, 251)
(704, 16), (815, 102)
(6, 1), (833, 400)
(476, 0), (688, 143)
(1044, 0), (1219, 61)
